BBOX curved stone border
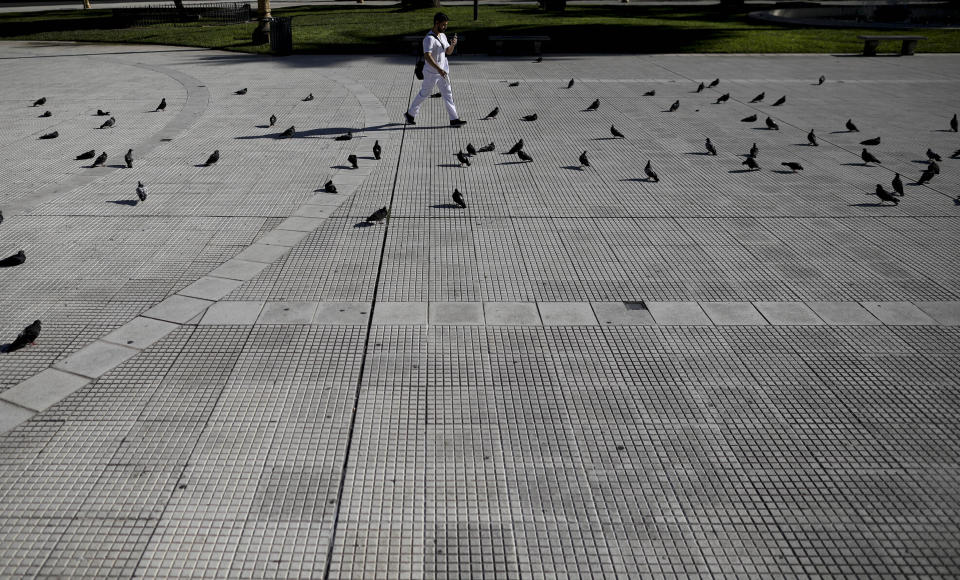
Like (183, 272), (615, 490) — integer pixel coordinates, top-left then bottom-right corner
(0, 62), (392, 436)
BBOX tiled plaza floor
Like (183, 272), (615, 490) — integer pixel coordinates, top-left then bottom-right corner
(0, 41), (958, 577)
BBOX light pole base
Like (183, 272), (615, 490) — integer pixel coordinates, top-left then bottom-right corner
(252, 19), (271, 45)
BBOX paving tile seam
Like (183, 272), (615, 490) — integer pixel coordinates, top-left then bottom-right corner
(0, 65), (393, 437)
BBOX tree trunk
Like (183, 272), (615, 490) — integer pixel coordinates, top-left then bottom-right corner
(82, 0), (90, 9)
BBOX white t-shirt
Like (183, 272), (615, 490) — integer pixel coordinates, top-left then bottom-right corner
(423, 32), (450, 74)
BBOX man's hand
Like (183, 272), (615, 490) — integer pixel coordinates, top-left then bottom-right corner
(438, 69), (447, 78)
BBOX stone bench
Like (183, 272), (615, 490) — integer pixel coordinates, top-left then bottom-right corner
(858, 35), (926, 56)
(488, 34), (550, 55)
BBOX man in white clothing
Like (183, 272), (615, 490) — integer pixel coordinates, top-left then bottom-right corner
(405, 12), (466, 127)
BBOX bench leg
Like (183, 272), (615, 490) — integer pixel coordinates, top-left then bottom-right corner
(901, 39), (918, 56)
(863, 39), (879, 56)
(533, 40), (542, 55)
(496, 40), (504, 55)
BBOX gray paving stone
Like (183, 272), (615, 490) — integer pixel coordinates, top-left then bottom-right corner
(100, 316), (179, 350)
(914, 301), (960, 325)
(142, 295), (213, 324)
(373, 302), (428, 325)
(0, 400), (35, 434)
(199, 301), (265, 325)
(277, 216), (326, 233)
(233, 243), (290, 264)
(483, 302), (542, 326)
(52, 340), (140, 379)
(590, 302), (656, 325)
(178, 276), (243, 301)
(429, 302), (485, 325)
(538, 302), (599, 326)
(701, 302), (769, 326)
(313, 302), (371, 325)
(808, 302), (883, 326)
(861, 302), (939, 326)
(646, 302), (713, 325)
(754, 302), (826, 326)
(257, 301), (319, 325)
(209, 259), (271, 281)
(0, 369), (90, 412)
(256, 228), (310, 247)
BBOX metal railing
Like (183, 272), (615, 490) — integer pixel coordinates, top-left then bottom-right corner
(112, 2), (251, 28)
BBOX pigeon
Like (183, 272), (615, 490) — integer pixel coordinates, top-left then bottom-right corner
(155, 98), (166, 111)
(696, 82), (705, 93)
(303, 93), (314, 101)
(478, 142), (495, 153)
(535, 56), (543, 63)
(204, 150), (220, 166)
(807, 129), (818, 146)
(643, 90), (656, 97)
(507, 139), (524, 155)
(517, 150), (533, 163)
(348, 154), (358, 169)
(484, 107), (499, 119)
(40, 131), (58, 139)
(818, 75), (826, 85)
(366, 206), (389, 224)
(860, 137), (880, 146)
(324, 180), (337, 193)
(522, 113), (538, 122)
(765, 117), (779, 130)
(708, 79), (720, 88)
(508, 81), (520, 87)
(373, 140), (381, 160)
(742, 157), (760, 171)
(39, 110), (51, 118)
(705, 138), (717, 156)
(892, 173), (904, 196)
(668, 100), (680, 112)
(456, 150), (470, 167)
(860, 148), (881, 165)
(846, 119), (859, 132)
(234, 88), (247, 95)
(32, 97), (46, 107)
(92, 152), (107, 167)
(124, 149), (133, 168)
(99, 117), (115, 129)
(136, 181), (147, 202)
(749, 143), (759, 158)
(76, 149), (96, 160)
(0, 210), (3, 226)
(466, 143), (477, 156)
(782, 161), (803, 172)
(951, 113), (958, 132)
(567, 79), (575, 89)
(750, 92), (765, 103)
(917, 168), (935, 184)
(279, 126), (295, 139)
(0, 251), (26, 268)
(714, 93), (730, 104)
(875, 184), (899, 205)
(927, 148), (942, 162)
(741, 114), (758, 123)
(953, 149), (960, 159)
(7, 320), (41, 351)
(586, 99), (600, 111)
(335, 132), (353, 141)
(644, 160), (659, 182)
(772, 96), (786, 106)
(579, 150), (590, 169)
(610, 125), (624, 138)
(269, 114), (277, 127)
(929, 160), (940, 175)
(96, 109), (110, 116)
(452, 188), (466, 208)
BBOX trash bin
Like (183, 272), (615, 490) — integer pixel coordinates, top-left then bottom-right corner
(270, 16), (293, 55)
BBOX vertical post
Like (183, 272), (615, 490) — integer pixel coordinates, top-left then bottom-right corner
(474, 0), (478, 20)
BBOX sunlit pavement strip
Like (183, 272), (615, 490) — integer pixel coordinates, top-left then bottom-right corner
(1, 42), (959, 577)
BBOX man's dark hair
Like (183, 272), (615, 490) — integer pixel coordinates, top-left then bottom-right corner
(434, 12), (449, 23)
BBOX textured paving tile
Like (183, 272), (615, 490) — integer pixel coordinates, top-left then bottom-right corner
(754, 301), (825, 325)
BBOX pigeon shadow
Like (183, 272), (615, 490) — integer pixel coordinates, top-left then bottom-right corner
(849, 202), (891, 207)
(685, 151), (712, 156)
(729, 169), (758, 174)
(618, 178), (646, 182)
(933, 129), (956, 133)
(108, 164), (127, 169)
(331, 165), (354, 170)
(1, 343), (27, 353)
(194, 164), (210, 168)
(829, 130), (856, 134)
(772, 170), (798, 174)
(561, 165), (585, 171)
(256, 124), (271, 129)
(754, 127), (778, 131)
(797, 143), (817, 147)
(354, 221), (374, 228)
(497, 161), (529, 166)
(432, 203), (459, 209)
(437, 163), (462, 168)
(911, 159), (931, 164)
(842, 162), (869, 166)
(108, 200), (139, 206)
(0, 262), (24, 269)
(591, 137), (620, 141)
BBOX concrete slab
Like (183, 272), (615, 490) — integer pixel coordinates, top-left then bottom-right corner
(861, 302), (939, 326)
(373, 302), (428, 325)
(483, 302), (542, 326)
(233, 243), (290, 264)
(142, 295), (213, 324)
(256, 228), (310, 247)
(808, 302), (883, 326)
(199, 301), (265, 325)
(591, 302), (656, 325)
(256, 301), (319, 325)
(277, 216), (325, 233)
(0, 400), (34, 435)
(0, 369), (90, 412)
(293, 204), (335, 219)
(101, 316), (179, 350)
(646, 302), (713, 326)
(313, 302), (371, 325)
(53, 340), (140, 379)
(429, 302), (485, 325)
(178, 276), (243, 301)
(754, 301), (826, 326)
(914, 301), (960, 326)
(538, 303), (599, 326)
(701, 302), (768, 326)
(209, 259), (271, 281)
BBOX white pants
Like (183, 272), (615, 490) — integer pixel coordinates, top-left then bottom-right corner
(407, 72), (459, 121)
